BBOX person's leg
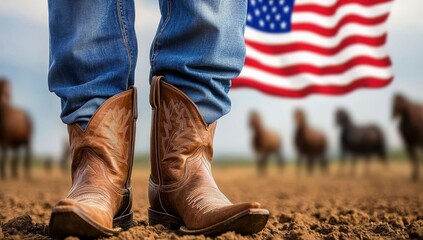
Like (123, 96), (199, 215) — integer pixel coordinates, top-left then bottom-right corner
(148, 0), (269, 235)
(48, 0), (137, 129)
(48, 1), (138, 238)
(150, 1), (247, 124)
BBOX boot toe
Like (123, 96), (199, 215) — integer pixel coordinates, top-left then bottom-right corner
(181, 202), (269, 235)
(50, 198), (116, 238)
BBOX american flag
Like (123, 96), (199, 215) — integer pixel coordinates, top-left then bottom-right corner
(233, 0), (395, 97)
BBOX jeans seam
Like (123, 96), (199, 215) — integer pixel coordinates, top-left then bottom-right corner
(117, 0), (132, 84)
(151, 0), (172, 74)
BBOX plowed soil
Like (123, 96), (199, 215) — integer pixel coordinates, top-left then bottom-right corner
(1, 162), (423, 239)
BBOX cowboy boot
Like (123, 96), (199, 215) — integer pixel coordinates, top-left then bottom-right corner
(148, 76), (269, 236)
(49, 87), (137, 238)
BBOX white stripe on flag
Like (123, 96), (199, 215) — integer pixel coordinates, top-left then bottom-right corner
(294, 0), (345, 6)
(292, 3), (392, 26)
(246, 45), (389, 68)
(245, 24), (388, 45)
(239, 65), (393, 89)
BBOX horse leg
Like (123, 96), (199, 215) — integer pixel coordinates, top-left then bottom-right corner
(306, 156), (314, 175)
(379, 146), (389, 170)
(320, 155), (329, 173)
(11, 148), (19, 179)
(258, 153), (269, 176)
(338, 151), (346, 177)
(24, 143), (32, 181)
(296, 154), (303, 176)
(256, 153), (263, 175)
(276, 150), (285, 169)
(406, 146), (419, 181)
(364, 155), (371, 177)
(0, 147), (7, 179)
(350, 156), (357, 177)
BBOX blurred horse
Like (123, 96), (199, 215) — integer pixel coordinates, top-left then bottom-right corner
(249, 111), (284, 174)
(294, 109), (328, 174)
(44, 156), (53, 174)
(335, 108), (386, 175)
(392, 94), (423, 181)
(60, 139), (70, 172)
(0, 78), (32, 179)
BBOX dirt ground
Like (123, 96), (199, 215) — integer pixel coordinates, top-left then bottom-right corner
(1, 161), (423, 240)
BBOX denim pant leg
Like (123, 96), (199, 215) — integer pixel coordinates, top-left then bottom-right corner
(150, 0), (248, 124)
(48, 0), (137, 129)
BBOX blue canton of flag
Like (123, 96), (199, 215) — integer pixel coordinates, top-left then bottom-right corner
(246, 0), (295, 33)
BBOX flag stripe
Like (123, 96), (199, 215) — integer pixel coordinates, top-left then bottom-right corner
(244, 56), (391, 76)
(294, 0), (391, 15)
(292, 2), (392, 26)
(244, 24), (388, 45)
(292, 14), (389, 37)
(295, 0), (385, 6)
(241, 65), (393, 89)
(246, 45), (389, 68)
(233, 76), (393, 98)
(246, 34), (387, 55)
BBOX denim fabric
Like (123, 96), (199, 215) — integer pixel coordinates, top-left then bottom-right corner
(48, 0), (137, 128)
(150, 0), (248, 124)
(48, 0), (247, 127)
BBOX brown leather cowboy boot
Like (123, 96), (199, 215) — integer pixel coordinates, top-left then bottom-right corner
(49, 88), (137, 238)
(148, 76), (269, 236)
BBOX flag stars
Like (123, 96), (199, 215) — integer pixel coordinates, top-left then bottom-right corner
(284, 6), (290, 13)
(266, 14), (271, 21)
(255, 9), (260, 16)
(247, 0), (293, 32)
(275, 14), (281, 21)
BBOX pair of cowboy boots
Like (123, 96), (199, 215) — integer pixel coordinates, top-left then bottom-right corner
(49, 76), (269, 238)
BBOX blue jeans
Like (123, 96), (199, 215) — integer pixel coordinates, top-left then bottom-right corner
(48, 0), (247, 127)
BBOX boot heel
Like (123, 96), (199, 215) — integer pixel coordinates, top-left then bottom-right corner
(148, 208), (184, 230)
(113, 211), (133, 230)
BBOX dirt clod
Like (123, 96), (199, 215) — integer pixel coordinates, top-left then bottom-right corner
(1, 214), (48, 238)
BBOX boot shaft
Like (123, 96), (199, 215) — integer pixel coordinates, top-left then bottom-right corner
(68, 87), (138, 190)
(149, 76), (216, 186)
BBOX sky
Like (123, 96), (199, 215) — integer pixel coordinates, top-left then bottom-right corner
(0, 0), (422, 160)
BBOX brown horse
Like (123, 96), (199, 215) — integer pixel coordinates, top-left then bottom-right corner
(249, 111), (284, 174)
(0, 78), (32, 179)
(294, 109), (328, 174)
(392, 94), (423, 181)
(335, 108), (387, 175)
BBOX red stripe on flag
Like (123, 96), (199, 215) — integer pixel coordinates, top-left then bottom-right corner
(246, 34), (387, 55)
(294, 0), (392, 16)
(244, 56), (392, 76)
(232, 77), (393, 98)
(292, 14), (390, 37)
